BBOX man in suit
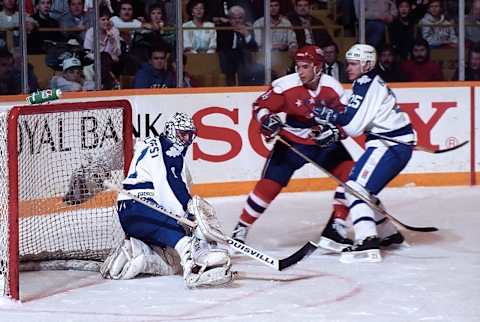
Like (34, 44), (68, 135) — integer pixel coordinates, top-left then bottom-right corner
(216, 5), (258, 86)
(322, 40), (347, 83)
(287, 0), (333, 48)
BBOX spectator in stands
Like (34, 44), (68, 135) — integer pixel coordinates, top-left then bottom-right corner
(253, 0), (297, 54)
(183, 0), (217, 53)
(60, 0), (93, 42)
(466, 0), (480, 46)
(135, 3), (175, 51)
(321, 40), (347, 83)
(50, 56), (95, 91)
(452, 44), (480, 80)
(133, 47), (176, 88)
(0, 0), (37, 49)
(287, 0), (333, 48)
(389, 0), (428, 60)
(216, 5), (258, 86)
(399, 38), (443, 81)
(12, 47), (39, 92)
(374, 44), (404, 82)
(128, 2), (175, 76)
(419, 0), (457, 48)
(142, 0), (176, 26)
(111, 0), (141, 29)
(207, 0), (263, 25)
(0, 0), (19, 29)
(110, 0), (144, 21)
(50, 0), (69, 21)
(336, 0), (356, 36)
(83, 7), (121, 62)
(0, 48), (19, 94)
(27, 0), (64, 54)
(354, 0), (397, 50)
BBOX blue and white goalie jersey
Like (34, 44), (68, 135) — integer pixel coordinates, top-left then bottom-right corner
(336, 70), (415, 148)
(119, 136), (191, 216)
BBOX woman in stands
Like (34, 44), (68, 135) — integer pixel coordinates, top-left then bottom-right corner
(182, 0), (217, 54)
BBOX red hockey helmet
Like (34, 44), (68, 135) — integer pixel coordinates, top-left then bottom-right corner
(294, 45), (325, 68)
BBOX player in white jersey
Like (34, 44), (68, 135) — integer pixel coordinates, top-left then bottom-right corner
(100, 112), (233, 287)
(313, 44), (414, 263)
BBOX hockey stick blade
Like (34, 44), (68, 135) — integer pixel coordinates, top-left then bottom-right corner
(278, 241), (318, 271)
(425, 140), (469, 154)
(227, 239), (317, 271)
(105, 182), (315, 270)
(367, 132), (469, 154)
(276, 137), (438, 233)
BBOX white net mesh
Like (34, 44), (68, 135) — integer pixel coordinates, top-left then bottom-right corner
(0, 103), (131, 298)
(0, 112), (8, 297)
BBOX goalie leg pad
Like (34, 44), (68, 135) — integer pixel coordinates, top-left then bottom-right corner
(101, 238), (180, 280)
(187, 195), (227, 243)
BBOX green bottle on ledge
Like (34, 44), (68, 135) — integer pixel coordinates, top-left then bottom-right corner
(26, 89), (62, 105)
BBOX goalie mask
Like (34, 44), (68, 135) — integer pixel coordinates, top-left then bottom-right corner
(164, 112), (197, 147)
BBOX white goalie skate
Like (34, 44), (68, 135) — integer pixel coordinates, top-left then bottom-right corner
(175, 235), (233, 288)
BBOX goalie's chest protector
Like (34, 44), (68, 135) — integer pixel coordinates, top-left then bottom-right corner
(121, 136), (191, 215)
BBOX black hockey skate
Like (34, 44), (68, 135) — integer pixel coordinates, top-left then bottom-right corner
(317, 217), (353, 252)
(380, 231), (405, 247)
(231, 222), (249, 244)
(340, 236), (381, 263)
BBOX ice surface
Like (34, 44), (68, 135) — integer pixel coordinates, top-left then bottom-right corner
(0, 186), (479, 322)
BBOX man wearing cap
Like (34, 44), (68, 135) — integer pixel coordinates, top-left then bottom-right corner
(231, 45), (357, 253)
(50, 56), (95, 91)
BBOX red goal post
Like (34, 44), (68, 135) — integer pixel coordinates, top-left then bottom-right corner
(0, 100), (133, 300)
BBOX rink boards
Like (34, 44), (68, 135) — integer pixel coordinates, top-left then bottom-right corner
(0, 82), (478, 196)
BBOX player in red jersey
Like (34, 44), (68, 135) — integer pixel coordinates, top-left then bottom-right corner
(231, 45), (356, 252)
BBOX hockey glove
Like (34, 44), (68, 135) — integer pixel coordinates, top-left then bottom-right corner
(311, 123), (341, 148)
(260, 113), (283, 139)
(312, 106), (339, 125)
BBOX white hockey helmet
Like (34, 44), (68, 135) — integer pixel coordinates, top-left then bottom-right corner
(164, 112), (197, 146)
(345, 44), (377, 71)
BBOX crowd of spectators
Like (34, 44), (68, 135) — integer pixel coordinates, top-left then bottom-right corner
(0, 0), (478, 94)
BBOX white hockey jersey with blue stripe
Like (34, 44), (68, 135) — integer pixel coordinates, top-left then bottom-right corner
(336, 70), (415, 148)
(118, 136), (191, 216)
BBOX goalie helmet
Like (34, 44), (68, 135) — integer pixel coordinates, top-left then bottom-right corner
(163, 112), (197, 147)
(345, 44), (377, 71)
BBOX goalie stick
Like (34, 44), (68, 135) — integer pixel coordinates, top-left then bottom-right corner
(104, 182), (317, 271)
(367, 132), (469, 154)
(276, 137), (438, 232)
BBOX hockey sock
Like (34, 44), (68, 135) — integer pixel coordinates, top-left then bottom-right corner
(345, 181), (377, 241)
(331, 160), (354, 182)
(239, 178), (282, 225)
(331, 185), (348, 220)
(349, 202), (377, 241)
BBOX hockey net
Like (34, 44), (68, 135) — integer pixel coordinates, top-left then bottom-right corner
(0, 100), (133, 300)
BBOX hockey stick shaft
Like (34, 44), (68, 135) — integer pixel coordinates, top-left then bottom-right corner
(367, 132), (469, 154)
(276, 137), (438, 232)
(105, 182), (315, 270)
